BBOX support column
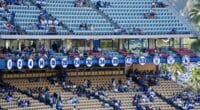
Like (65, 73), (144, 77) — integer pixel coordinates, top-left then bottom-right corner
(93, 40), (100, 49)
(148, 39), (156, 48)
(119, 39), (125, 50)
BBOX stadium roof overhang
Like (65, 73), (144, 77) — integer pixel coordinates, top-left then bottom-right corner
(0, 34), (194, 40)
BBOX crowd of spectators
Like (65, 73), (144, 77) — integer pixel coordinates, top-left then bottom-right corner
(144, 9), (156, 19)
(36, 10), (60, 34)
(2, 11), (18, 34)
(74, 0), (87, 7)
(168, 90), (200, 110)
(127, 28), (143, 35)
(37, 87), (63, 110)
(0, 1), (9, 13)
(4, 0), (29, 6)
(134, 87), (159, 110)
(35, 0), (46, 9)
(75, 82), (122, 110)
(151, 0), (168, 8)
(95, 0), (111, 9)
(0, 82), (31, 108)
(128, 69), (160, 86)
(79, 23), (95, 31)
(17, 99), (31, 107)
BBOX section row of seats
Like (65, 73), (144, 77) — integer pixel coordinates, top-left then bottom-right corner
(0, 0), (192, 35)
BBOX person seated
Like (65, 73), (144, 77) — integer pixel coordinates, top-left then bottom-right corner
(36, 0), (46, 9)
(4, 93), (13, 102)
(96, 1), (110, 8)
(96, 0), (102, 8)
(88, 24), (95, 31)
(83, 80), (88, 88)
(102, 102), (110, 108)
(117, 85), (124, 92)
(0, 2), (9, 13)
(151, 0), (157, 8)
(49, 96), (55, 107)
(74, 0), (87, 7)
(3, 21), (15, 33)
(26, 88), (32, 97)
(56, 100), (63, 110)
(170, 28), (177, 34)
(66, 96), (79, 104)
(79, 23), (87, 30)
(157, 1), (168, 8)
(144, 9), (156, 19)
(73, 105), (79, 110)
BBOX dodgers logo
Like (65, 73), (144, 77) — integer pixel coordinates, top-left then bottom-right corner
(167, 56), (175, 65)
(125, 56), (132, 66)
(182, 55), (190, 65)
(153, 56), (160, 65)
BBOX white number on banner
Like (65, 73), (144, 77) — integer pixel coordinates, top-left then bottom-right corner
(74, 57), (80, 68)
(86, 57), (92, 67)
(99, 57), (105, 67)
(61, 58), (68, 68)
(17, 59), (23, 69)
(167, 56), (175, 65)
(153, 56), (160, 65)
(7, 59), (12, 70)
(182, 55), (190, 65)
(50, 58), (56, 69)
(125, 56), (132, 66)
(28, 59), (34, 69)
(139, 56), (146, 66)
(112, 57), (119, 67)
(38, 58), (45, 69)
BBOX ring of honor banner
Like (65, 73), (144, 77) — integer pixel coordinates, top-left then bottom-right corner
(4, 55), (200, 70)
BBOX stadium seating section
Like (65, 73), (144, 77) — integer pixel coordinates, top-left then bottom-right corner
(0, 0), (191, 35)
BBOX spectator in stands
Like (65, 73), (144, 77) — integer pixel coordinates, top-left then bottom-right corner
(17, 100), (31, 107)
(10, 11), (15, 25)
(48, 17), (58, 35)
(36, 0), (46, 9)
(113, 28), (122, 35)
(56, 100), (63, 110)
(3, 21), (15, 34)
(25, 88), (32, 97)
(170, 28), (177, 34)
(66, 96), (79, 104)
(96, 1), (110, 9)
(156, 0), (168, 8)
(73, 105), (79, 110)
(37, 16), (47, 29)
(74, 0), (87, 7)
(0, 1), (9, 13)
(4, 92), (13, 102)
(88, 24), (95, 31)
(151, 0), (157, 8)
(144, 9), (156, 19)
